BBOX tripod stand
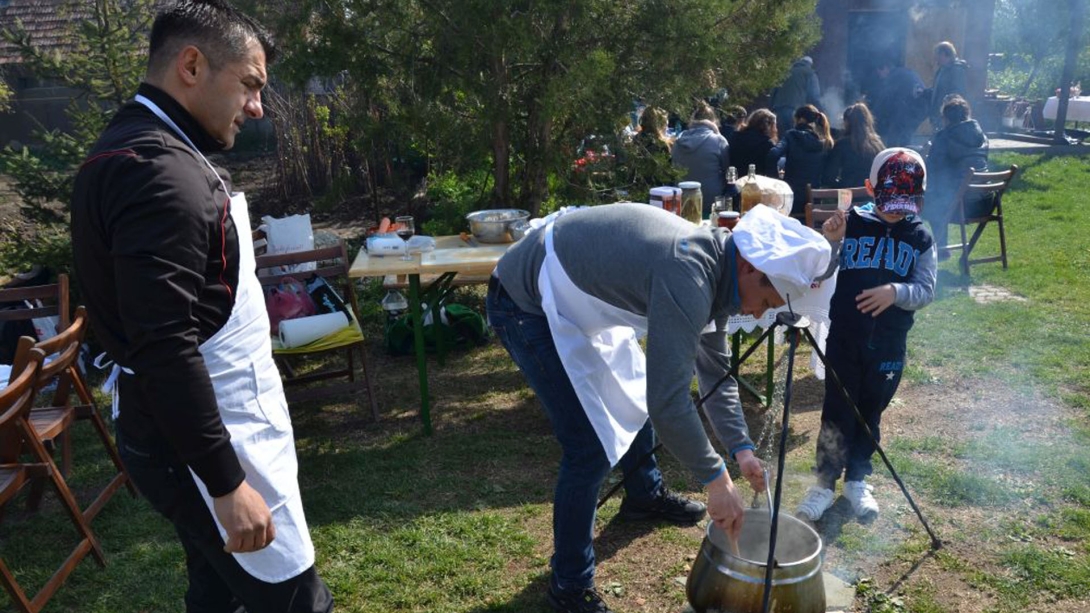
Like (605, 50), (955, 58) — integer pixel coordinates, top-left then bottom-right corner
(735, 310), (942, 613)
(597, 309), (943, 613)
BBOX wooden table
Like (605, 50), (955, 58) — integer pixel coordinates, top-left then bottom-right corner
(349, 235), (511, 434)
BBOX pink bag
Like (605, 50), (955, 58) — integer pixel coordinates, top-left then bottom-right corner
(265, 277), (317, 334)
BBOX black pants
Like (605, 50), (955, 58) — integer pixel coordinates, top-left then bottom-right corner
(117, 430), (333, 613)
(814, 325), (907, 488)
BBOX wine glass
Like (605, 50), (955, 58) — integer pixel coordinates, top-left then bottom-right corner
(395, 215), (415, 260)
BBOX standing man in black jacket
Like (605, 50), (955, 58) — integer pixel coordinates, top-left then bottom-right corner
(70, 1), (333, 611)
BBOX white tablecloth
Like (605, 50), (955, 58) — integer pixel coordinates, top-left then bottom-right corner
(1043, 96), (1090, 123)
(726, 275), (836, 380)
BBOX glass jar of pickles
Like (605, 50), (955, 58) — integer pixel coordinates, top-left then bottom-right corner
(678, 181), (703, 224)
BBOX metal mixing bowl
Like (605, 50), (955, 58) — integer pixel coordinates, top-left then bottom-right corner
(465, 209), (531, 243)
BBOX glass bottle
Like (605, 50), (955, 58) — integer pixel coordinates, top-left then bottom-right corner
(724, 166), (740, 212)
(740, 164), (762, 214)
(678, 181), (703, 224)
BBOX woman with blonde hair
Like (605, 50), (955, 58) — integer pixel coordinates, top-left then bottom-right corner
(822, 102), (885, 188)
(728, 108), (779, 177)
(635, 106), (673, 155)
(768, 104), (832, 218)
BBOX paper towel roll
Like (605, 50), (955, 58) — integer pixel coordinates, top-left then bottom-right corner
(278, 312), (350, 348)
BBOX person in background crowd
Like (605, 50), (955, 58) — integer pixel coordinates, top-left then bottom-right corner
(635, 106), (674, 155)
(672, 100), (730, 213)
(69, 1), (333, 611)
(771, 56), (822, 137)
(796, 148), (936, 524)
(728, 108), (779, 178)
(632, 106), (677, 187)
(719, 105), (749, 138)
(769, 104), (833, 219)
(822, 102), (885, 188)
(924, 95), (989, 258)
(868, 57), (927, 147)
(925, 42), (969, 133)
(487, 202), (832, 613)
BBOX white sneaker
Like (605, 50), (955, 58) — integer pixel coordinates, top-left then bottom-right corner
(795, 486), (835, 521)
(844, 480), (879, 519)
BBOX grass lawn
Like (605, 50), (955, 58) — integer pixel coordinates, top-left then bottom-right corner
(2, 151), (1089, 612)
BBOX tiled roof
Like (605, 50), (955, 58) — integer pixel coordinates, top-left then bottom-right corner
(0, 0), (92, 66)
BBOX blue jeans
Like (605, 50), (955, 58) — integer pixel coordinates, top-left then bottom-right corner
(486, 277), (662, 591)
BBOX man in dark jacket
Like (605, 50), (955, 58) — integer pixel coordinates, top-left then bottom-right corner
(70, 2), (332, 611)
(771, 56), (822, 137)
(926, 42), (969, 133)
(869, 58), (927, 147)
(925, 95), (989, 255)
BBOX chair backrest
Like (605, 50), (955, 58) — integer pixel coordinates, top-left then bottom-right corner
(10, 307), (89, 412)
(805, 185), (868, 230)
(0, 348), (44, 464)
(955, 165), (1018, 218)
(0, 273), (70, 331)
(254, 238), (360, 315)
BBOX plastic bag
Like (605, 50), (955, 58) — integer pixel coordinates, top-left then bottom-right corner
(385, 303), (490, 355)
(260, 214), (317, 275)
(265, 276), (317, 334)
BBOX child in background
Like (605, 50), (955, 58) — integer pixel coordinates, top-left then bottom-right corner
(797, 148), (937, 522)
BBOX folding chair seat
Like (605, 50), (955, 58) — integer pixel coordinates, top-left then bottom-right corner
(944, 165), (1018, 277)
(254, 235), (379, 419)
(13, 307), (135, 521)
(0, 348), (106, 613)
(804, 185), (869, 231)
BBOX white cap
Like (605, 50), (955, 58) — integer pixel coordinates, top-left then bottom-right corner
(732, 204), (831, 304)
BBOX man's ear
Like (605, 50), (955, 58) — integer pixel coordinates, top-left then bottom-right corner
(864, 178), (875, 197)
(176, 45), (204, 86)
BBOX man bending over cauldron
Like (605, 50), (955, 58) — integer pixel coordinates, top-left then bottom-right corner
(486, 203), (833, 613)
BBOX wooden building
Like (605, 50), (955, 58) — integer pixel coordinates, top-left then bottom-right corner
(809, 0), (998, 132)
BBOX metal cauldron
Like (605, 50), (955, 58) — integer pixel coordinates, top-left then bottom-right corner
(686, 509), (825, 613)
(466, 209), (531, 243)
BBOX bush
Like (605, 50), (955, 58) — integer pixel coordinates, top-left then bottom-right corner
(421, 170), (492, 237)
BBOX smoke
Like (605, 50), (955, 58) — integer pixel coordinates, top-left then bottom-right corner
(820, 86), (847, 131)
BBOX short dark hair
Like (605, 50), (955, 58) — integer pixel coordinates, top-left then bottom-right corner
(941, 94), (972, 125)
(148, 0), (277, 76)
(934, 41), (957, 59)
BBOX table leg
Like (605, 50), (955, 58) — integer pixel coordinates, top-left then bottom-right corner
(408, 274), (432, 435)
(731, 329), (773, 408)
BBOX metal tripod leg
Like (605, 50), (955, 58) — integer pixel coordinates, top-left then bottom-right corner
(801, 324), (943, 551)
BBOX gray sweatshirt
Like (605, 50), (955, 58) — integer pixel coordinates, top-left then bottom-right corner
(495, 203), (754, 484)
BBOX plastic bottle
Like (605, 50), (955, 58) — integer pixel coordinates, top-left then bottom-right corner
(740, 164), (762, 214)
(381, 290), (408, 320)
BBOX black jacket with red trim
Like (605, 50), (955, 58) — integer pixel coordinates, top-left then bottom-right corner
(71, 83), (244, 497)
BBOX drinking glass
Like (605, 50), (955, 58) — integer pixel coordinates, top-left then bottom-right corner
(395, 215), (415, 260)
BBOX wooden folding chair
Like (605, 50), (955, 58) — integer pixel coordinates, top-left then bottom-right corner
(945, 165), (1018, 277)
(804, 185), (869, 230)
(12, 307), (135, 521)
(0, 348), (106, 613)
(254, 235), (379, 419)
(0, 274), (70, 365)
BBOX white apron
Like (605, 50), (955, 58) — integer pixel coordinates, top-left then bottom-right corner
(132, 96), (315, 583)
(538, 221), (650, 465)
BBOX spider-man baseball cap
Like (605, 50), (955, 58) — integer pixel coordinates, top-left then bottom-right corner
(868, 147), (926, 215)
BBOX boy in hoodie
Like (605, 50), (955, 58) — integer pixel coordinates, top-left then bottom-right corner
(796, 148), (937, 523)
(672, 101), (730, 216)
(926, 42), (969, 133)
(925, 95), (989, 255)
